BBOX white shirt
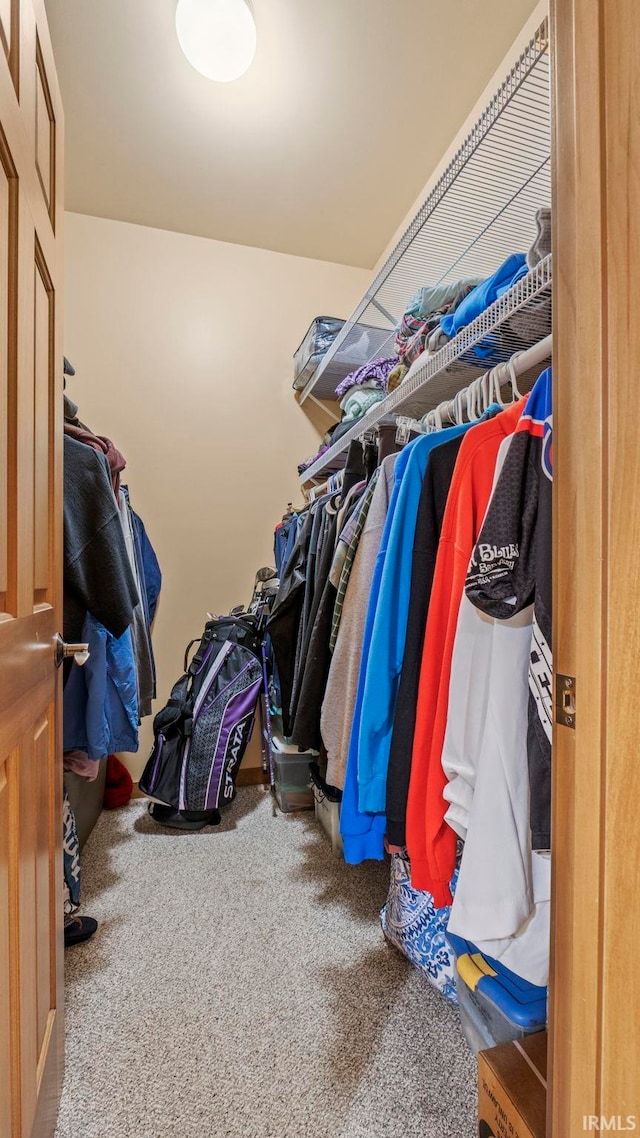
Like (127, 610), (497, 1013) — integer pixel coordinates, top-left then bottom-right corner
(441, 432), (550, 987)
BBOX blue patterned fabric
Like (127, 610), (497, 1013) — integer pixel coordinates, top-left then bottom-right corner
(380, 851), (459, 1005)
(63, 789), (81, 915)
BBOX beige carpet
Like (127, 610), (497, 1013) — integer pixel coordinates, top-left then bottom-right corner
(55, 789), (477, 1138)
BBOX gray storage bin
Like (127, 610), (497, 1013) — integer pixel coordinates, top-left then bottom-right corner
(292, 316), (344, 391)
(273, 751), (314, 812)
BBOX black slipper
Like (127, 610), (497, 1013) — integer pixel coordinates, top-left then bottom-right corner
(148, 803), (221, 830)
(64, 915), (98, 948)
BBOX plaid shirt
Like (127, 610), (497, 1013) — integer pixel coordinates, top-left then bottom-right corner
(329, 470), (380, 652)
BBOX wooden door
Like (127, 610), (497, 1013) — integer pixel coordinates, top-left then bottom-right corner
(550, 0), (640, 1132)
(0, 1), (64, 1136)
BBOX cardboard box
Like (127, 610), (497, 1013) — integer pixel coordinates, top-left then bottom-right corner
(478, 1031), (547, 1138)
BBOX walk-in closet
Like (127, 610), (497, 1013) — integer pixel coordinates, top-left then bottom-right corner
(0, 1), (638, 1136)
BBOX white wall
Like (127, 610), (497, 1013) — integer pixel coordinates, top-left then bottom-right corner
(64, 212), (369, 778)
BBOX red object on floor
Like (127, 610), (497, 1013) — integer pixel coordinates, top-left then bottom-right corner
(103, 755), (134, 809)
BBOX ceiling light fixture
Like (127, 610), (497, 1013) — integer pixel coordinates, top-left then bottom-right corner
(176, 0), (257, 83)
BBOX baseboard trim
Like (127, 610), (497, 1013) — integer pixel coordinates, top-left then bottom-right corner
(236, 767), (269, 787)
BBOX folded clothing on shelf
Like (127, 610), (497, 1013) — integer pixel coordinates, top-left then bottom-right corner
(395, 277), (481, 368)
(387, 362), (409, 391)
(439, 253), (528, 341)
(298, 443), (330, 476)
(400, 277), (484, 324)
(340, 386), (387, 422)
(334, 356), (398, 399)
(527, 207), (551, 269)
(298, 383), (389, 474)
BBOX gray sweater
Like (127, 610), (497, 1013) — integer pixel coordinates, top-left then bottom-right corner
(321, 454), (398, 789)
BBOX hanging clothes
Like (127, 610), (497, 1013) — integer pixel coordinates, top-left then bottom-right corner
(321, 458), (397, 790)
(64, 420), (127, 496)
(267, 506), (314, 737)
(62, 789), (81, 916)
(118, 486), (155, 718)
(337, 441), (434, 862)
(290, 482), (367, 752)
(385, 430), (470, 846)
(62, 386), (161, 929)
(63, 435), (138, 647)
(437, 371), (554, 987)
(289, 494), (340, 737)
(329, 474), (379, 652)
(273, 347), (553, 994)
(63, 750), (100, 780)
(131, 505), (162, 626)
(355, 424), (472, 817)
(63, 613), (139, 760)
(465, 368), (553, 849)
(406, 397), (526, 904)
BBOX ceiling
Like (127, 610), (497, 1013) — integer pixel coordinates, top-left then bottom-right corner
(45, 0), (540, 269)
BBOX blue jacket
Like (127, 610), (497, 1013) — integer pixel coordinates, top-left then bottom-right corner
(340, 440), (420, 862)
(64, 612), (139, 760)
(356, 424), (473, 814)
(126, 496), (162, 626)
(440, 253), (528, 344)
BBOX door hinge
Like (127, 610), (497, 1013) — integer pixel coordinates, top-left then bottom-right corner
(556, 673), (576, 729)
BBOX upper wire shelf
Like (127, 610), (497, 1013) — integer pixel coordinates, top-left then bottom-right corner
(299, 255), (552, 484)
(297, 18), (550, 406)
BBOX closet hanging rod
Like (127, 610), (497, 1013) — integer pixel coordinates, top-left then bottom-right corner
(496, 330), (551, 376)
(419, 331), (552, 431)
(300, 334), (553, 492)
(395, 332), (552, 437)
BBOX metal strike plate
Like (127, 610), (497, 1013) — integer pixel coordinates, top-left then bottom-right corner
(556, 673), (576, 729)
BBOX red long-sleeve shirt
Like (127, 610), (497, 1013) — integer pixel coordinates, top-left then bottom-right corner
(406, 398), (526, 904)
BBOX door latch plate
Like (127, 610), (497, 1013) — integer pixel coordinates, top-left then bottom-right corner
(556, 673), (576, 729)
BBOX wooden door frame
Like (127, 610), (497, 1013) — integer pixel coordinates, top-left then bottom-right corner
(550, 0), (640, 1131)
(0, 0), (65, 1133)
(33, 3), (66, 1132)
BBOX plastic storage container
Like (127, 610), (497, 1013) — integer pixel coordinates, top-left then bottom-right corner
(270, 718), (316, 755)
(273, 752), (314, 813)
(447, 932), (547, 1054)
(292, 316), (344, 392)
(313, 785), (343, 857)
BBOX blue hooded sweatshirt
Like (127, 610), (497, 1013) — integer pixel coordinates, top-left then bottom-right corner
(439, 253), (528, 353)
(340, 437), (424, 862)
(356, 423), (474, 815)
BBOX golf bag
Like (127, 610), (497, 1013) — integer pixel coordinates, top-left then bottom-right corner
(139, 612), (263, 813)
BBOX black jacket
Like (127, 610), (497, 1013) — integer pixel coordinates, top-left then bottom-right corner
(267, 507), (313, 736)
(385, 434), (465, 846)
(64, 435), (138, 646)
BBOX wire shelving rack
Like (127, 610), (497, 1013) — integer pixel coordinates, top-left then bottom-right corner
(296, 16), (551, 450)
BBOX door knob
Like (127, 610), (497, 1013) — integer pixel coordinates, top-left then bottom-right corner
(54, 634), (90, 668)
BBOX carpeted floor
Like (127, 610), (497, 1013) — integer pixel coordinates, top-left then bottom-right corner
(56, 789), (477, 1138)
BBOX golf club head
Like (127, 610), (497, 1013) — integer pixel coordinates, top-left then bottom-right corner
(255, 566), (277, 584)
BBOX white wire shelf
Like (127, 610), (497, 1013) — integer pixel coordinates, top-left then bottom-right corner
(299, 255), (552, 485)
(297, 18), (550, 405)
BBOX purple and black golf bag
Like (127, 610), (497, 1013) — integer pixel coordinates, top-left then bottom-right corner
(140, 613), (263, 814)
